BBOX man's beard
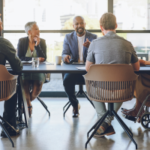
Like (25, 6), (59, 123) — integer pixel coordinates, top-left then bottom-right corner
(77, 27), (85, 35)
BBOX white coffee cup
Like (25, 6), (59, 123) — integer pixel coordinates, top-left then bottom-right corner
(32, 57), (39, 68)
(55, 56), (62, 65)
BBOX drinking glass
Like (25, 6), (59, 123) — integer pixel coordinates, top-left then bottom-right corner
(32, 57), (39, 68)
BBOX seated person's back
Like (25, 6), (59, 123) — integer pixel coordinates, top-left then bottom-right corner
(87, 32), (137, 65)
(85, 12), (140, 137)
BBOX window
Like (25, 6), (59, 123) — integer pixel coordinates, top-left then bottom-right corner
(3, 0), (150, 94)
(4, 0), (107, 30)
(114, 0), (150, 30)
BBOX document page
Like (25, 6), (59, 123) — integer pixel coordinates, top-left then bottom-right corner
(76, 66), (86, 70)
(5, 63), (11, 68)
(43, 61), (54, 65)
(21, 61), (32, 64)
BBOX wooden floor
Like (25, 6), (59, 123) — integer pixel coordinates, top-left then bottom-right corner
(0, 97), (150, 150)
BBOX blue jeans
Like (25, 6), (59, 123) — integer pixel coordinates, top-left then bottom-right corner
(63, 73), (85, 107)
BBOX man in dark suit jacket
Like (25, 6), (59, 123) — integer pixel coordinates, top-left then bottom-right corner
(62, 16), (97, 117)
(0, 20), (23, 137)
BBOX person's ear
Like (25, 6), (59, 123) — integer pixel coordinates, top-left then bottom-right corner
(115, 23), (118, 29)
(100, 25), (103, 31)
(28, 30), (31, 35)
(73, 24), (75, 29)
(100, 25), (105, 35)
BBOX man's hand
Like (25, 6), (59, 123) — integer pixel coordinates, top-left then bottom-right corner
(64, 55), (71, 63)
(83, 38), (91, 48)
(34, 35), (40, 46)
(39, 57), (45, 62)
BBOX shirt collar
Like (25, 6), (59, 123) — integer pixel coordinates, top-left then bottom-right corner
(105, 31), (116, 37)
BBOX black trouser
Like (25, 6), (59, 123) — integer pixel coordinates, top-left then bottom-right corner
(3, 92), (17, 128)
(63, 73), (85, 107)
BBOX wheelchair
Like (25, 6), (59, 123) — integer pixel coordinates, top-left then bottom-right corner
(123, 94), (150, 130)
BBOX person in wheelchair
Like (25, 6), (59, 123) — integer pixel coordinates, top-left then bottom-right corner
(122, 59), (150, 122)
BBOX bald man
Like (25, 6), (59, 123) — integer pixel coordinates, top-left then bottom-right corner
(62, 16), (97, 117)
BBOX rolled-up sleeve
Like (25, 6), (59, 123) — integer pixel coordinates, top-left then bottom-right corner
(130, 43), (138, 64)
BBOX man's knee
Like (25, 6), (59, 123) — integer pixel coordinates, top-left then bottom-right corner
(63, 77), (70, 87)
(63, 73), (74, 87)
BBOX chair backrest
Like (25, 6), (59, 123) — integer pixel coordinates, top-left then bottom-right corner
(0, 65), (18, 101)
(83, 64), (138, 103)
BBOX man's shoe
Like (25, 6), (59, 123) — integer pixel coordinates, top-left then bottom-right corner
(99, 122), (110, 133)
(94, 122), (110, 137)
(1, 123), (20, 138)
(72, 104), (81, 118)
(94, 125), (115, 138)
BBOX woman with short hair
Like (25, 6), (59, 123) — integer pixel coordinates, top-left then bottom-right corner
(17, 21), (46, 117)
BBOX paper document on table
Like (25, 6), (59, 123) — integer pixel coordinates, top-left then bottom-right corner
(5, 63), (11, 68)
(43, 61), (54, 65)
(21, 61), (32, 64)
(76, 66), (86, 70)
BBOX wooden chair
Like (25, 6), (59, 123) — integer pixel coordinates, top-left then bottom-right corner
(0, 64), (18, 147)
(83, 64), (138, 149)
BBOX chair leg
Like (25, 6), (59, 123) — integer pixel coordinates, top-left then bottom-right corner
(77, 85), (95, 109)
(82, 91), (95, 108)
(112, 110), (137, 149)
(63, 101), (70, 111)
(37, 97), (50, 116)
(112, 110), (133, 136)
(0, 122), (14, 147)
(114, 113), (133, 137)
(76, 91), (81, 97)
(63, 103), (71, 117)
(87, 110), (109, 138)
(85, 111), (109, 149)
(63, 85), (95, 117)
(0, 116), (17, 132)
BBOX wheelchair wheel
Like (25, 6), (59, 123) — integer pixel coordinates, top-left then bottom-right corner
(141, 113), (150, 130)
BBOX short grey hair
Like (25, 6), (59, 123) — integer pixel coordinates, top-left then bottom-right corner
(25, 21), (37, 35)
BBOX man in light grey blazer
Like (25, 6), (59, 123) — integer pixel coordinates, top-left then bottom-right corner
(62, 16), (97, 117)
